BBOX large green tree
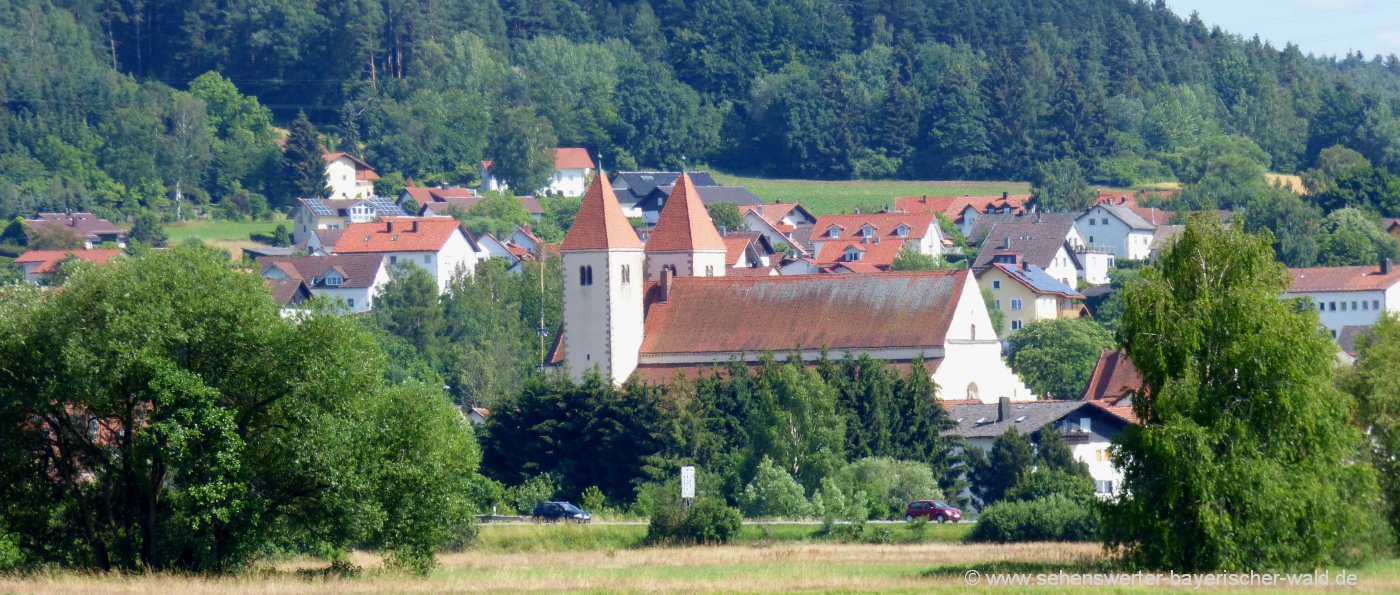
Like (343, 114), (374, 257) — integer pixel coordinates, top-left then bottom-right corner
(1104, 216), (1392, 571)
(0, 246), (480, 573)
(1339, 314), (1400, 543)
(284, 111), (327, 201)
(487, 107), (558, 195)
(1006, 318), (1115, 399)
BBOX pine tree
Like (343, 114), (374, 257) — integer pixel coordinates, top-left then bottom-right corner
(284, 110), (327, 200)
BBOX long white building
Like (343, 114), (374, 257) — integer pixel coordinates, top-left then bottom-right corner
(1286, 261), (1400, 340)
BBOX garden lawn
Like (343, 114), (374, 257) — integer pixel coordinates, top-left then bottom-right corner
(708, 173), (1029, 215)
(164, 219), (284, 242)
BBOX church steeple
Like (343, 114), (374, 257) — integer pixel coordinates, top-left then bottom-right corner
(559, 172), (645, 386)
(645, 173), (728, 279)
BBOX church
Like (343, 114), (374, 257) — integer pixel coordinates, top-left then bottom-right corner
(548, 172), (1033, 404)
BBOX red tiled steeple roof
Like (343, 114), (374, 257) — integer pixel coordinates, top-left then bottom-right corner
(645, 173), (726, 253)
(562, 173), (643, 251)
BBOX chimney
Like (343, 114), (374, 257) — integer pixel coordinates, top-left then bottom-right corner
(386, 220), (394, 233)
(997, 396), (1012, 422)
(1383, 258), (1393, 275)
(660, 268), (673, 303)
(1002, 191), (1008, 200)
(411, 219), (419, 233)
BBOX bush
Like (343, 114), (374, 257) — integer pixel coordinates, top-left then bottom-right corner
(1003, 469), (1095, 504)
(645, 497), (742, 546)
(507, 474), (558, 515)
(0, 529), (21, 572)
(968, 494), (1099, 543)
(832, 458), (941, 519)
(738, 457), (811, 519)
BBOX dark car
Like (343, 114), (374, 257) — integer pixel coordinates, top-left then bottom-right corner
(532, 501), (592, 523)
(905, 499), (961, 523)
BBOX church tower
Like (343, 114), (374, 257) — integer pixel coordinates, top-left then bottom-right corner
(645, 173), (728, 280)
(560, 172), (645, 385)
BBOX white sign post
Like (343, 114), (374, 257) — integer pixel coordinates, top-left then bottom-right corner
(680, 466), (696, 509)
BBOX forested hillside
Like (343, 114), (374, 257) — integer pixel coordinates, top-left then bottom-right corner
(7, 0), (1400, 223)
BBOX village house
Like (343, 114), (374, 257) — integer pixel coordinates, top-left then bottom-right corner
(895, 193), (1030, 237)
(399, 185), (478, 211)
(256, 253), (391, 314)
(1285, 260), (1400, 340)
(977, 262), (1087, 337)
(331, 217), (485, 294)
(945, 397), (1135, 499)
(266, 279), (314, 317)
(1074, 201), (1172, 261)
(1388, 219), (1400, 244)
(290, 196), (407, 246)
(481, 147), (595, 196)
(475, 226), (546, 273)
(971, 214), (1107, 286)
(611, 171), (763, 224)
(13, 249), (124, 284)
(324, 152), (379, 200)
(740, 202), (815, 257)
(548, 173), (1033, 403)
(809, 212), (943, 271)
(722, 231), (778, 272)
(24, 213), (126, 249)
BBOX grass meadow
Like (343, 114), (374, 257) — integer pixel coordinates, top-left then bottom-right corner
(4, 523), (1397, 593)
(708, 173), (1030, 215)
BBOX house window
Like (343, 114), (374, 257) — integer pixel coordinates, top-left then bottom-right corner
(621, 264), (631, 284)
(389, 255), (398, 264)
(579, 265), (593, 286)
(1080, 417), (1091, 431)
(1362, 301), (1369, 310)
(1010, 319), (1023, 331)
(994, 299), (1001, 310)
(1375, 300), (1382, 309)
(1089, 236), (1095, 243)
(1329, 302), (1336, 311)
(992, 280), (1001, 289)
(423, 254), (431, 264)
(1341, 302), (1347, 311)
(970, 324), (976, 340)
(1010, 299), (1023, 310)
(861, 226), (874, 238)
(895, 225), (908, 237)
(1101, 218), (1109, 225)
(827, 226), (841, 238)
(348, 298), (355, 308)
(1095, 449), (1110, 462)
(705, 265), (714, 276)
(1095, 480), (1114, 494)
(1352, 301), (1358, 310)
(1319, 303), (1325, 311)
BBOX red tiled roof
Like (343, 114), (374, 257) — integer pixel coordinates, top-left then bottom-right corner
(739, 203), (814, 226)
(815, 238), (905, 267)
(936, 398), (985, 410)
(1128, 206), (1174, 225)
(1087, 399), (1139, 425)
(562, 174), (643, 251)
(28, 213), (125, 241)
(267, 279), (313, 306)
(14, 249), (124, 273)
(1080, 350), (1144, 404)
(256, 253), (386, 289)
(726, 266), (777, 277)
(402, 186), (475, 209)
(832, 262), (886, 274)
(639, 270), (969, 356)
(723, 236), (752, 265)
(895, 195), (1030, 222)
(1288, 265), (1400, 293)
(553, 147), (595, 170)
(333, 217), (462, 253)
(812, 212), (936, 241)
(646, 173), (727, 253)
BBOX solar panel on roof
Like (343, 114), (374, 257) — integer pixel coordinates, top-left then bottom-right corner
(366, 196), (407, 216)
(303, 198), (335, 216)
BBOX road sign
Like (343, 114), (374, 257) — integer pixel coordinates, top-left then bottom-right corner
(680, 466), (696, 499)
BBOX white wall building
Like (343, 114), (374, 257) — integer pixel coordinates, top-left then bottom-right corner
(1286, 261), (1400, 340)
(1075, 204), (1166, 261)
(324, 152), (379, 200)
(256, 253), (391, 314)
(332, 217), (486, 294)
(481, 147), (595, 197)
(291, 197), (407, 246)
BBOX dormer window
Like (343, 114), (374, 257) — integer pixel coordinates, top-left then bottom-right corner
(826, 225), (842, 238)
(860, 225), (875, 238)
(324, 273), (343, 287)
(894, 224), (909, 238)
(844, 247), (863, 262)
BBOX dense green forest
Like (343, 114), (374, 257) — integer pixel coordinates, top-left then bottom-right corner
(8, 0), (1400, 226)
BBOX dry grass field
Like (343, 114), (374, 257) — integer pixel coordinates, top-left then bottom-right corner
(4, 542), (1398, 594)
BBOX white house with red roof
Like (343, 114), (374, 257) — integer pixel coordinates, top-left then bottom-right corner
(332, 217), (485, 293)
(1285, 260), (1400, 340)
(808, 212), (942, 271)
(324, 152), (379, 200)
(550, 172), (1032, 402)
(13, 249), (124, 284)
(895, 193), (1029, 237)
(481, 147), (595, 197)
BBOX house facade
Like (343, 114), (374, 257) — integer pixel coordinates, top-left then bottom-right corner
(549, 173), (1033, 402)
(332, 217), (486, 294)
(1285, 261), (1400, 340)
(1075, 203), (1169, 261)
(25, 213), (126, 249)
(946, 398), (1134, 499)
(13, 249), (124, 284)
(978, 263), (1086, 338)
(324, 152), (379, 200)
(291, 197), (407, 245)
(809, 212), (943, 270)
(481, 147), (595, 196)
(257, 253), (391, 314)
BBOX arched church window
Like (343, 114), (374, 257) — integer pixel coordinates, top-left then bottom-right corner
(621, 264), (630, 284)
(970, 324), (976, 341)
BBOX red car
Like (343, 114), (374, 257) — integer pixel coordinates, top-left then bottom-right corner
(905, 499), (961, 523)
